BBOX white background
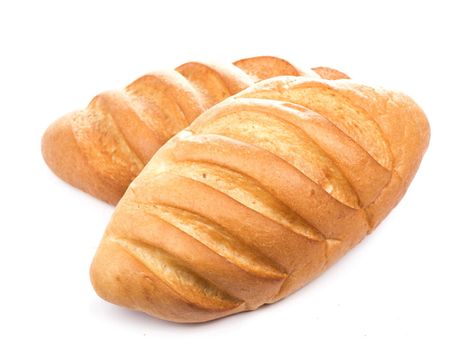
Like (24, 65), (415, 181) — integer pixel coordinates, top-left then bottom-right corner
(1, 1), (457, 349)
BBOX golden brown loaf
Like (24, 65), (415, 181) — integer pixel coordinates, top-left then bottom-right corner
(90, 76), (430, 323)
(41, 56), (348, 204)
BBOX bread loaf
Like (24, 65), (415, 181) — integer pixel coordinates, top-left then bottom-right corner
(90, 76), (430, 323)
(42, 56), (347, 204)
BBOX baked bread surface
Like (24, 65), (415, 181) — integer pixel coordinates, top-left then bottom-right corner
(90, 76), (430, 323)
(42, 56), (345, 203)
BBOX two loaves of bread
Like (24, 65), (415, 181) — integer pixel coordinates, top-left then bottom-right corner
(42, 56), (430, 323)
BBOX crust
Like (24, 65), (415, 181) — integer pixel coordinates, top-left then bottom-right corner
(42, 56), (350, 203)
(41, 114), (124, 204)
(91, 76), (429, 322)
